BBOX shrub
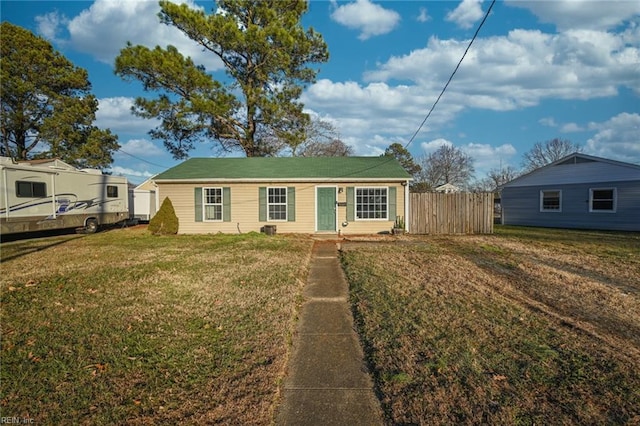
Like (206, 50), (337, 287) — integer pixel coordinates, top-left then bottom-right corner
(148, 197), (179, 235)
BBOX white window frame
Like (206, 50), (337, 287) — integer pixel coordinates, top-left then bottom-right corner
(355, 187), (388, 221)
(267, 187), (288, 221)
(203, 187), (223, 222)
(540, 189), (562, 212)
(589, 187), (617, 213)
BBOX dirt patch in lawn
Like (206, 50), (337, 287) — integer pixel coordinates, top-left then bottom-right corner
(340, 227), (640, 425)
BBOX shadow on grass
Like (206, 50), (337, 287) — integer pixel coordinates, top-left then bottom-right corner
(1, 231), (86, 262)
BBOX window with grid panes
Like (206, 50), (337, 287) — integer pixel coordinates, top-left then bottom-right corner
(356, 187), (388, 219)
(204, 187), (223, 221)
(268, 187), (287, 220)
(540, 190), (561, 212)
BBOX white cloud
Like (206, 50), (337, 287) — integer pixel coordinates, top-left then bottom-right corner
(300, 13), (638, 162)
(35, 11), (68, 42)
(302, 79), (463, 153)
(419, 138), (452, 154)
(108, 165), (155, 181)
(585, 112), (640, 164)
(560, 122), (584, 133)
(119, 139), (165, 157)
(330, 0), (401, 40)
(445, 0), (484, 30)
(462, 142), (517, 174)
(417, 7), (431, 23)
(539, 117), (558, 127)
(363, 28), (639, 109)
(36, 0), (223, 71)
(505, 0), (640, 31)
(96, 97), (159, 135)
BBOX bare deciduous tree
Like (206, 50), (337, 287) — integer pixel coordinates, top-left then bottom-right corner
(522, 138), (581, 171)
(417, 144), (475, 188)
(472, 165), (521, 192)
(297, 138), (352, 157)
(294, 118), (352, 157)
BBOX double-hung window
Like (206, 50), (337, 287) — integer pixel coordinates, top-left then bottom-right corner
(356, 187), (388, 220)
(268, 187), (287, 221)
(540, 190), (561, 212)
(203, 187), (223, 221)
(590, 188), (616, 212)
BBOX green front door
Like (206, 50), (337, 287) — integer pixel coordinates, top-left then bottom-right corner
(317, 187), (336, 232)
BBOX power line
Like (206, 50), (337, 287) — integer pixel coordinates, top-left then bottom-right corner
(117, 148), (170, 170)
(404, 0), (496, 150)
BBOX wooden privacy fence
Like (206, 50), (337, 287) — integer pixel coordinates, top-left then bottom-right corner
(409, 192), (494, 234)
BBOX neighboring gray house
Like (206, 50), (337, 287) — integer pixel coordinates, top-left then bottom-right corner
(501, 153), (640, 231)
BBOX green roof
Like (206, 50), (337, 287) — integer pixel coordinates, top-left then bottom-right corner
(154, 157), (412, 181)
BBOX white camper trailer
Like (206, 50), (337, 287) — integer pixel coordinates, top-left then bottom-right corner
(0, 157), (129, 235)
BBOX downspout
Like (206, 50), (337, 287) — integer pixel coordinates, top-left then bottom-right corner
(404, 180), (410, 232)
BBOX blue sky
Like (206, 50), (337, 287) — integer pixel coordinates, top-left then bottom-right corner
(2, 0), (639, 184)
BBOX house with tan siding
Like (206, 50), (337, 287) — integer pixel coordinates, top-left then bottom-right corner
(152, 157), (412, 235)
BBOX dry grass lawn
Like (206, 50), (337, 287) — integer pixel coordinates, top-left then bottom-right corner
(1, 227), (313, 424)
(341, 226), (640, 425)
(3, 225), (638, 424)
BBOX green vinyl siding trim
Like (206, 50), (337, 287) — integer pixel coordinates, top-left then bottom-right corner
(287, 187), (295, 222)
(223, 187), (231, 222)
(194, 187), (203, 222)
(346, 187), (354, 221)
(388, 186), (397, 220)
(259, 187), (267, 222)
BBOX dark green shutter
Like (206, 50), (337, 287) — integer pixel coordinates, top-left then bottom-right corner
(287, 187), (295, 222)
(194, 187), (203, 222)
(388, 186), (397, 220)
(346, 187), (354, 221)
(223, 187), (231, 222)
(259, 187), (267, 221)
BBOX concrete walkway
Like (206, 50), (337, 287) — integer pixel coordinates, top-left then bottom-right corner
(276, 241), (384, 425)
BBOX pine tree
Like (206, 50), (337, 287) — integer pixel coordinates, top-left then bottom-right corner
(115, 0), (328, 159)
(1, 22), (118, 169)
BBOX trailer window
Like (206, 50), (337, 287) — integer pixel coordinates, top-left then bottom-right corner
(16, 181), (47, 198)
(107, 185), (118, 198)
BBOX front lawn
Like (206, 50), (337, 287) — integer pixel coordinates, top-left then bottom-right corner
(341, 227), (640, 425)
(1, 227), (313, 424)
